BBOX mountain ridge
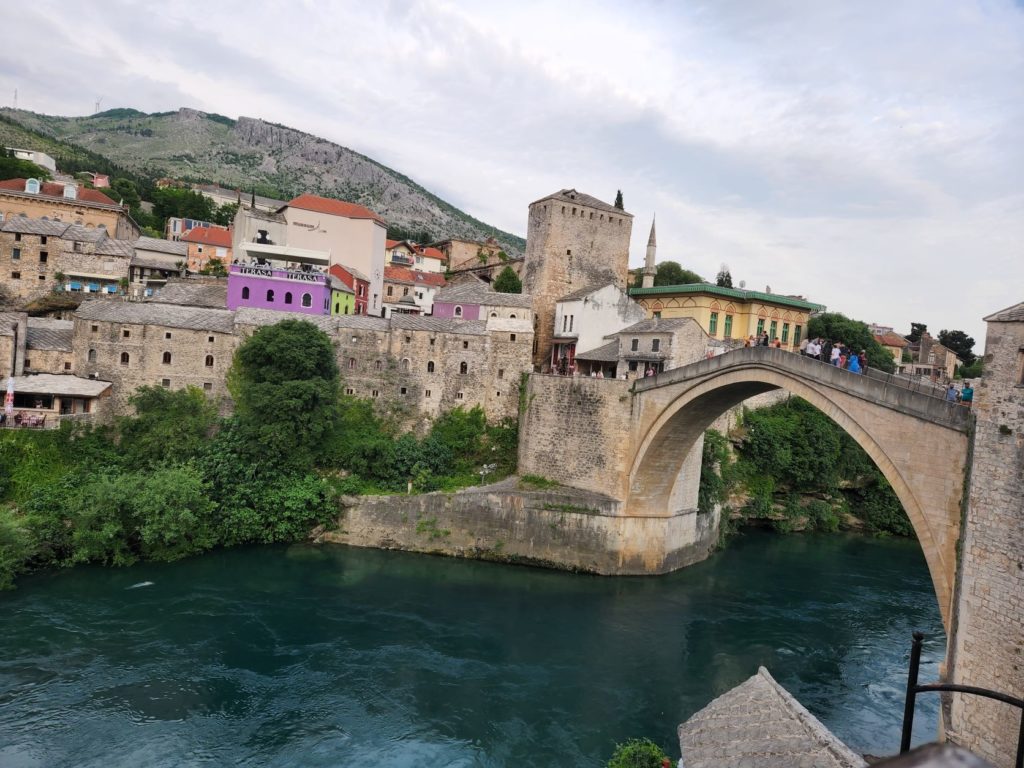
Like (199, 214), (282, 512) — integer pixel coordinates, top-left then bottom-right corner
(0, 107), (525, 253)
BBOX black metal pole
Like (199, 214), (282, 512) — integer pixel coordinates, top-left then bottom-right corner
(1015, 708), (1024, 768)
(900, 631), (925, 754)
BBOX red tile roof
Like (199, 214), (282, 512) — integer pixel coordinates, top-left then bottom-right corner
(384, 265), (447, 287)
(874, 331), (909, 348)
(0, 178), (119, 206)
(329, 263), (370, 288)
(181, 226), (232, 248)
(386, 239), (402, 249)
(287, 194), (386, 225)
(421, 246), (446, 262)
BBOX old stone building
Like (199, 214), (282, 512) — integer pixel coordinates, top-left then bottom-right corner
(574, 317), (708, 378)
(0, 178), (140, 240)
(24, 318), (74, 374)
(434, 237), (524, 284)
(129, 237), (187, 297)
(0, 217), (134, 303)
(550, 283), (647, 372)
(947, 300), (1024, 767)
(69, 299), (533, 425)
(520, 189), (633, 368)
(433, 279), (533, 322)
(73, 301), (238, 412)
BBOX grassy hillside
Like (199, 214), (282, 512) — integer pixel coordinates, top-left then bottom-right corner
(0, 107), (525, 252)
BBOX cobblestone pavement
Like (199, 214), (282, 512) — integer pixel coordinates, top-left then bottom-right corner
(678, 667), (867, 768)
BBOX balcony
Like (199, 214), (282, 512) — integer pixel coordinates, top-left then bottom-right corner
(389, 252), (414, 266)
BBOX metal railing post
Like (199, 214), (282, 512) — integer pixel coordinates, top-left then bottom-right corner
(900, 631), (925, 753)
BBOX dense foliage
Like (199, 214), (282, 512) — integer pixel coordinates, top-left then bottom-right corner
(938, 329), (976, 366)
(631, 261), (703, 288)
(606, 738), (668, 768)
(715, 264), (733, 287)
(493, 265), (523, 293)
(807, 312), (895, 373)
(0, 321), (519, 589)
(0, 150), (52, 182)
(701, 397), (912, 538)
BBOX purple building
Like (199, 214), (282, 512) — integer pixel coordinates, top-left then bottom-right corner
(227, 264), (332, 315)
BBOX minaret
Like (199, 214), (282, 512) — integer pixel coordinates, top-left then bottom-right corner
(641, 216), (657, 288)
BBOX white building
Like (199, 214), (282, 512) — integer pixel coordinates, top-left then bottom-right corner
(550, 283), (647, 371)
(6, 148), (57, 173)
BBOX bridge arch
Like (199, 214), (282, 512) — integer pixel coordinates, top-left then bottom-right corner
(626, 355), (970, 629)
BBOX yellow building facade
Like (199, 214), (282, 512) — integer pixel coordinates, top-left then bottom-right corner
(630, 283), (824, 351)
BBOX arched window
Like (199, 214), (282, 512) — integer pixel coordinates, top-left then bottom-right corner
(25, 178), (40, 194)
(427, 361), (435, 373)
(266, 289), (274, 302)
(241, 286), (250, 300)
(454, 306), (463, 317)
(162, 351), (172, 364)
(490, 312), (497, 318)
(120, 352), (129, 365)
(348, 358), (356, 370)
(459, 361), (468, 375)
(509, 313), (517, 319)
(375, 360), (383, 371)
(205, 355), (214, 367)
(87, 349), (96, 362)
(302, 293), (312, 307)
(285, 292), (293, 305)
(401, 358), (410, 372)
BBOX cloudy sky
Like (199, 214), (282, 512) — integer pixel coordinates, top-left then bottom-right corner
(3, 0), (1021, 345)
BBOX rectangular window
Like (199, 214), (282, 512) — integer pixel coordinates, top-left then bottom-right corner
(757, 318), (765, 336)
(14, 233), (20, 242)
(40, 236), (47, 245)
(497, 369), (504, 379)
(165, 332), (172, 339)
(372, 390), (379, 398)
(651, 338), (660, 352)
(653, 311), (661, 319)
(345, 388), (354, 395)
(562, 315), (567, 332)
(462, 341), (469, 349)
(425, 389), (432, 398)
(64, 362), (71, 371)
(724, 315), (733, 338)
(631, 338), (639, 351)
(40, 251), (48, 263)
(123, 329), (130, 338)
(11, 271), (20, 279)
(794, 325), (802, 345)
(569, 315), (574, 332)
(709, 312), (719, 336)
(203, 383), (213, 391)
(769, 320), (778, 339)
(456, 392), (464, 400)
(161, 379), (170, 388)
(400, 387), (408, 395)
(782, 323), (790, 344)
(12, 248), (20, 260)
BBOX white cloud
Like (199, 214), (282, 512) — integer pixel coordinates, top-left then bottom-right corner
(1, 0), (1021, 344)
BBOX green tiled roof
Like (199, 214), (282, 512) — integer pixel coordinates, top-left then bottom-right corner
(629, 282), (824, 312)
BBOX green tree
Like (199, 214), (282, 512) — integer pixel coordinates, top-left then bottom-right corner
(614, 190), (624, 210)
(212, 202), (239, 226)
(938, 329), (976, 366)
(631, 261), (703, 288)
(199, 258), (228, 277)
(151, 187), (217, 226)
(807, 312), (895, 373)
(906, 322), (928, 343)
(492, 265), (522, 293)
(228, 319), (340, 468)
(958, 358), (983, 379)
(715, 264), (733, 288)
(109, 178), (141, 209)
(118, 386), (217, 469)
(0, 151), (52, 182)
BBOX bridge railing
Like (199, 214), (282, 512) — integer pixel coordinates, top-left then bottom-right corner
(634, 346), (971, 429)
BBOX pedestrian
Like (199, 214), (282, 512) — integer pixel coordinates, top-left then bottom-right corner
(945, 384), (958, 402)
(799, 337), (809, 356)
(830, 344), (841, 367)
(745, 335), (754, 348)
(848, 352), (862, 374)
(859, 350), (867, 372)
(960, 383), (974, 407)
(760, 332), (769, 347)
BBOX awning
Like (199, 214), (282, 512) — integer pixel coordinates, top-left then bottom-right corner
(69, 282), (82, 290)
(87, 283), (100, 292)
(104, 285), (117, 293)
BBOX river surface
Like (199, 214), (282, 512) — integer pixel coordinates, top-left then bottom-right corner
(0, 530), (945, 767)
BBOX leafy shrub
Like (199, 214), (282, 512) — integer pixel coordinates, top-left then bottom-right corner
(606, 737), (668, 768)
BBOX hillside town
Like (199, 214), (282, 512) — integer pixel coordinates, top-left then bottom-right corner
(0, 162), (973, 429)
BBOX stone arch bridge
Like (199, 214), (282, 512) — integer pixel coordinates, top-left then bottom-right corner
(519, 347), (971, 628)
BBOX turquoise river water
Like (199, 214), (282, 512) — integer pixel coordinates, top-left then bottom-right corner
(0, 530), (945, 767)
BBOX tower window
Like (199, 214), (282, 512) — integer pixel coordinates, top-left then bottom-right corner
(120, 352), (130, 365)
(162, 352), (172, 364)
(460, 362), (468, 374)
(631, 338), (639, 351)
(205, 355), (214, 367)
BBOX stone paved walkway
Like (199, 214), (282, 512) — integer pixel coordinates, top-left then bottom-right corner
(678, 667), (867, 768)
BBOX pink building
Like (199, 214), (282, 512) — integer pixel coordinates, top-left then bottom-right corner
(226, 264), (333, 315)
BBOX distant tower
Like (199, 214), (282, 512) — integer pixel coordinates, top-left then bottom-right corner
(642, 217), (657, 289)
(521, 188), (633, 368)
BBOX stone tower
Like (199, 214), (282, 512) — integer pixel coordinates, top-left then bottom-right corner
(946, 300), (1024, 767)
(642, 217), (657, 289)
(521, 189), (633, 368)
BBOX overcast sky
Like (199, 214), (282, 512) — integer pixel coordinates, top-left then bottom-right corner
(3, 0), (1021, 345)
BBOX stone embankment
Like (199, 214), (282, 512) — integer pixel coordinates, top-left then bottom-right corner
(324, 477), (719, 575)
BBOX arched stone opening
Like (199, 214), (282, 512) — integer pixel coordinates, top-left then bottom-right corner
(626, 368), (954, 627)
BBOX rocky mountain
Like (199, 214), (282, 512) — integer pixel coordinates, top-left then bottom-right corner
(0, 107), (525, 253)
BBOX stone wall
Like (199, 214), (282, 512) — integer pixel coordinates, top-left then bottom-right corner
(947, 309), (1024, 767)
(0, 230), (131, 303)
(328, 479), (719, 575)
(521, 192), (633, 368)
(73, 315), (236, 413)
(24, 347), (72, 374)
(518, 375), (637, 499)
